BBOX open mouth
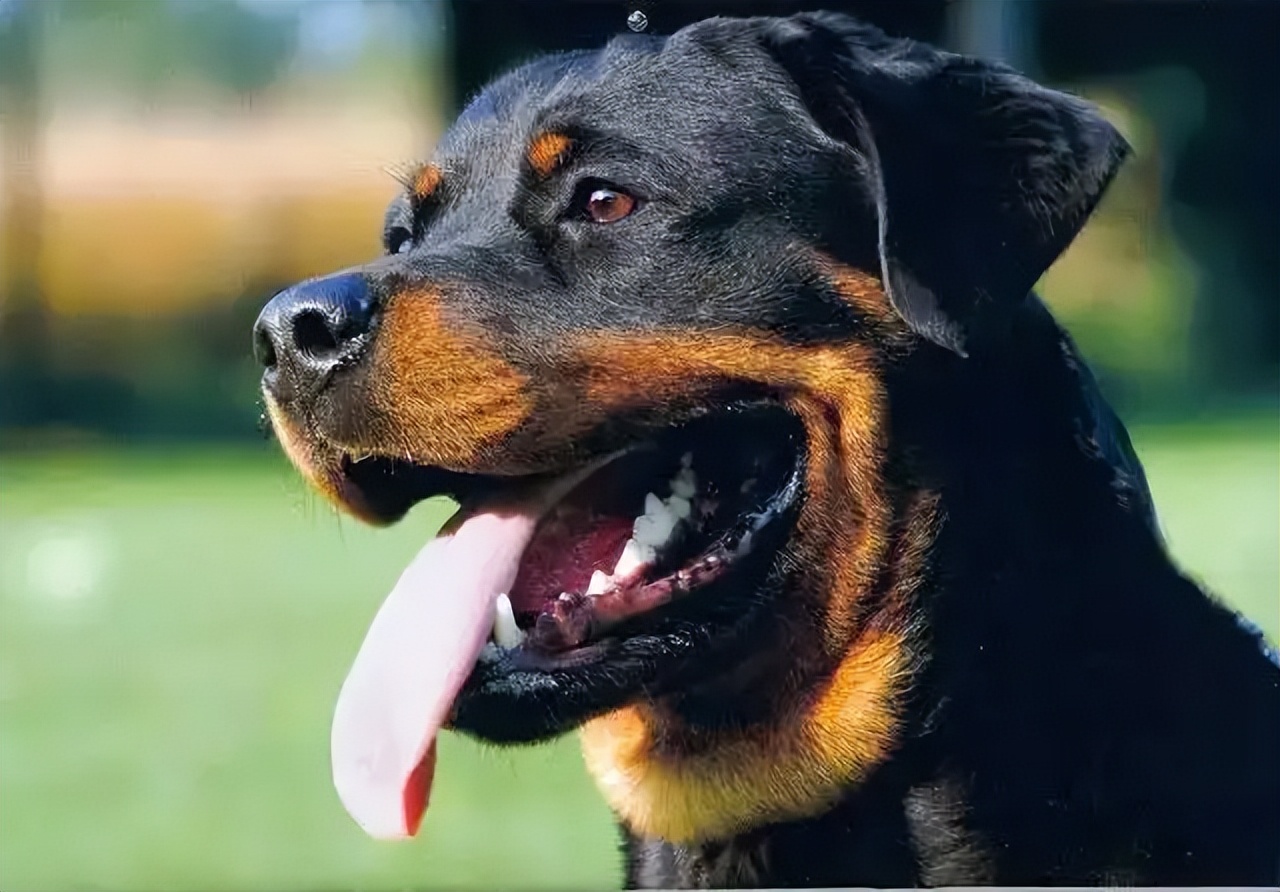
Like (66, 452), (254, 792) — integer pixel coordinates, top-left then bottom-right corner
(489, 407), (803, 653)
(339, 404), (804, 652)
(327, 404), (804, 841)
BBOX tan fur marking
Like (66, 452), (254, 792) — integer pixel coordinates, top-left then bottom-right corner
(411, 164), (442, 201)
(580, 632), (907, 844)
(265, 395), (402, 525)
(823, 260), (898, 323)
(265, 395), (333, 497)
(566, 319), (932, 844)
(364, 288), (531, 469)
(526, 132), (573, 177)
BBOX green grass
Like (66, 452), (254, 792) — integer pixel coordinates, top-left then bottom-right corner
(0, 419), (1276, 891)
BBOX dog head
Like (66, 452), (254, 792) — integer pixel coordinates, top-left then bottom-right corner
(255, 12), (1128, 844)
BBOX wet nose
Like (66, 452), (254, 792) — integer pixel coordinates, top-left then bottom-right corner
(253, 273), (373, 399)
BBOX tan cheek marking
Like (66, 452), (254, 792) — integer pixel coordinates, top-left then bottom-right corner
(264, 395), (339, 503)
(527, 132), (573, 177)
(569, 339), (893, 645)
(567, 324), (929, 844)
(786, 394), (894, 655)
(365, 289), (531, 468)
(580, 631), (908, 845)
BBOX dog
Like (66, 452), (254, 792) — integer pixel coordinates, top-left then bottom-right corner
(253, 12), (1280, 886)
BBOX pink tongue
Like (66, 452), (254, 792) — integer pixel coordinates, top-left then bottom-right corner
(330, 508), (541, 840)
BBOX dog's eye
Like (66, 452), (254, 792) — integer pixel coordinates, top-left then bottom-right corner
(570, 182), (638, 224)
(586, 188), (635, 224)
(385, 226), (413, 255)
(585, 188), (637, 224)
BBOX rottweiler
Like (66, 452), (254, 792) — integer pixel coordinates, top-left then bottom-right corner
(252, 11), (1280, 887)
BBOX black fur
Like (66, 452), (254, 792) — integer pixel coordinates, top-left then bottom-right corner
(260, 11), (1280, 886)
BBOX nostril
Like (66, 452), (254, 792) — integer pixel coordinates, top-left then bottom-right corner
(254, 273), (372, 378)
(291, 308), (342, 358)
(253, 321), (279, 369)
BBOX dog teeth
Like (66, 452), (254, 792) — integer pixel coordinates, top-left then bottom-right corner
(613, 539), (654, 579)
(633, 509), (678, 549)
(644, 492), (665, 517)
(587, 570), (611, 596)
(666, 494), (692, 519)
(601, 454), (706, 590)
(492, 593), (525, 649)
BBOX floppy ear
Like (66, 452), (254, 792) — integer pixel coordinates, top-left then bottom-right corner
(756, 12), (1130, 356)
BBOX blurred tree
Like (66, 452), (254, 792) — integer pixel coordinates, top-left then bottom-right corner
(0, 0), (304, 441)
(1039, 0), (1279, 403)
(170, 0), (299, 97)
(38, 0), (299, 101)
(0, 0), (52, 430)
(443, 0), (949, 115)
(2, 0), (1274, 443)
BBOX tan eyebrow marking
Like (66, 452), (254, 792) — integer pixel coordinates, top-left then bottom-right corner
(411, 164), (443, 201)
(526, 132), (574, 177)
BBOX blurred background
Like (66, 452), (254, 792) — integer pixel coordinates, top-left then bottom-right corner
(0, 1), (1275, 889)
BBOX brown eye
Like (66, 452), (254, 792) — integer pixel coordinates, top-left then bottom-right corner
(585, 187), (636, 224)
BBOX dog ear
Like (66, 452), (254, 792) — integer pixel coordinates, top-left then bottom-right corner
(754, 12), (1130, 356)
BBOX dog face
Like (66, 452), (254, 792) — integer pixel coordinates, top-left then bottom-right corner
(255, 12), (1127, 844)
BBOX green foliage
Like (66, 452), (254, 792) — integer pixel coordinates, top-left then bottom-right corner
(44, 0), (299, 98)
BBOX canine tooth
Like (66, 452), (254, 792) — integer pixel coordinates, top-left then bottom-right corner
(654, 511), (678, 542)
(613, 539), (653, 579)
(633, 510), (677, 549)
(631, 515), (659, 546)
(666, 494), (692, 520)
(587, 570), (610, 596)
(492, 593), (524, 649)
(644, 492), (665, 517)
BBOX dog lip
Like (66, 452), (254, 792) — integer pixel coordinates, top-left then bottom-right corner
(313, 397), (796, 527)
(441, 445), (642, 530)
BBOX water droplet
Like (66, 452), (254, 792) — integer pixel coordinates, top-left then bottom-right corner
(626, 10), (648, 32)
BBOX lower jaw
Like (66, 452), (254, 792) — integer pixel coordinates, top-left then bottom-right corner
(448, 503), (801, 744)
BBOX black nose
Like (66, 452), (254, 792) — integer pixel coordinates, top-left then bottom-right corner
(253, 273), (373, 398)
